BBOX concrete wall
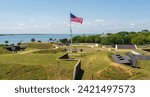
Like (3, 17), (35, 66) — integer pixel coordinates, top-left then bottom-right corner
(135, 55), (150, 60)
(73, 60), (84, 80)
(59, 53), (69, 59)
(126, 52), (140, 68)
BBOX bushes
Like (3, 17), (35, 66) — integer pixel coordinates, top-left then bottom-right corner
(72, 35), (101, 43)
(69, 30), (150, 45)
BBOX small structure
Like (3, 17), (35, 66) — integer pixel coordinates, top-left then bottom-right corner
(112, 54), (131, 65)
(115, 45), (137, 50)
(112, 52), (150, 68)
(126, 52), (140, 68)
(72, 46), (77, 53)
(4, 45), (27, 52)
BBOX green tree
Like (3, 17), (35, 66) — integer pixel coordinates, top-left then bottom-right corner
(37, 40), (42, 43)
(59, 38), (69, 44)
(68, 30), (150, 45)
(31, 38), (36, 42)
(5, 40), (9, 46)
(48, 38), (53, 42)
(146, 34), (150, 44)
(131, 34), (146, 45)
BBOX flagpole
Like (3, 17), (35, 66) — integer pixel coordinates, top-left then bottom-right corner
(70, 12), (73, 45)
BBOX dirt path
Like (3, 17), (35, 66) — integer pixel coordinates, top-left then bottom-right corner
(18, 49), (40, 54)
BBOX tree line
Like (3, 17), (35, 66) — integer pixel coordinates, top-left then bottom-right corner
(59, 30), (150, 45)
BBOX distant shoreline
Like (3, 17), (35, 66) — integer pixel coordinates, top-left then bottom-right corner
(0, 34), (69, 36)
(0, 33), (100, 36)
(0, 34), (101, 44)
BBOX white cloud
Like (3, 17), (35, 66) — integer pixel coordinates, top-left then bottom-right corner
(0, 23), (6, 26)
(47, 23), (51, 26)
(1, 18), (150, 34)
(33, 25), (38, 28)
(18, 23), (25, 27)
(129, 23), (136, 26)
(29, 19), (35, 23)
(95, 19), (105, 22)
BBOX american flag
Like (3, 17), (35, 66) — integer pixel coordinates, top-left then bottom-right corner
(70, 13), (83, 24)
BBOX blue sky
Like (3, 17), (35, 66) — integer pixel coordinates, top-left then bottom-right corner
(0, 0), (150, 34)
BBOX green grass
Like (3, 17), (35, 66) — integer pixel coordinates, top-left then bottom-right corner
(46, 60), (77, 80)
(70, 50), (150, 80)
(96, 65), (137, 80)
(0, 64), (47, 80)
(115, 49), (132, 55)
(0, 53), (60, 66)
(72, 51), (111, 80)
(77, 51), (138, 80)
(22, 42), (54, 49)
(137, 45), (150, 49)
(0, 44), (5, 47)
(0, 53), (77, 80)
(0, 47), (11, 54)
(1, 43), (150, 80)
(131, 60), (150, 79)
(0, 43), (78, 80)
(135, 49), (150, 55)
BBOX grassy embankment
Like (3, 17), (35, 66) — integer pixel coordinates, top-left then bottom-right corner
(0, 43), (77, 80)
(0, 43), (150, 80)
(132, 47), (150, 79)
(70, 46), (150, 80)
(72, 51), (137, 80)
(0, 45), (11, 54)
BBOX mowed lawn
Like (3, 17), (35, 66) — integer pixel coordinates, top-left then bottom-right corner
(0, 53), (62, 66)
(0, 53), (77, 80)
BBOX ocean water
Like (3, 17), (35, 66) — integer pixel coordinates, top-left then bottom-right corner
(0, 34), (71, 44)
